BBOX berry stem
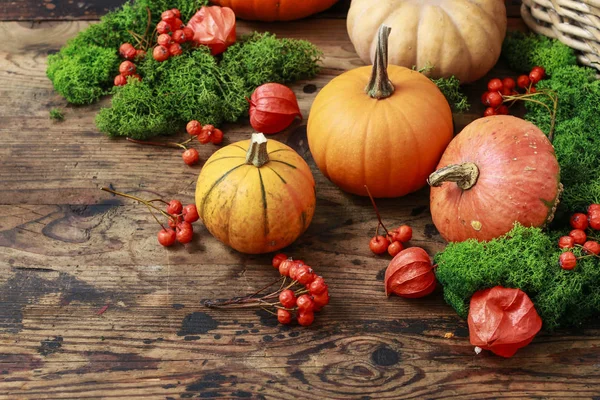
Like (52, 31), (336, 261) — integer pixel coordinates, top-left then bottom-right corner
(143, 7), (152, 49)
(574, 245), (600, 259)
(127, 30), (147, 48)
(100, 187), (172, 220)
(364, 185), (390, 236)
(249, 276), (286, 298)
(203, 276), (286, 308)
(260, 307), (278, 316)
(502, 89), (557, 142)
(148, 198), (171, 206)
(126, 137), (190, 150)
(145, 203), (167, 231)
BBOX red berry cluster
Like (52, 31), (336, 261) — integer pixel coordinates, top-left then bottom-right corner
(557, 204), (600, 270)
(114, 8), (196, 86)
(126, 121), (226, 166)
(272, 254), (330, 326)
(364, 185), (412, 257)
(153, 8), (194, 62)
(186, 121), (224, 145)
(370, 225), (413, 257)
(158, 199), (200, 247)
(179, 121), (224, 166)
(100, 187), (199, 247)
(481, 66), (546, 117)
(115, 43), (144, 86)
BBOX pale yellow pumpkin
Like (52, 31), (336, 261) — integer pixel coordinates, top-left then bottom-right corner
(195, 133), (316, 254)
(347, 0), (507, 83)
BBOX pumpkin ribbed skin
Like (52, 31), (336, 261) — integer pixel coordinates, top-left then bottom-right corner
(429, 116), (561, 243)
(195, 137), (316, 254)
(307, 66), (453, 198)
(210, 0), (338, 21)
(347, 0), (507, 83)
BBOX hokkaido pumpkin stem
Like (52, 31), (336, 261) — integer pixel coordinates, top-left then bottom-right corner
(246, 132), (269, 167)
(365, 25), (395, 100)
(427, 162), (480, 190)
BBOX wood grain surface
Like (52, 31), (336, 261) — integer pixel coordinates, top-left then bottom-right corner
(1, 1), (600, 399)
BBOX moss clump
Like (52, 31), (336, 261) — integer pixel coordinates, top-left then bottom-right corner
(47, 40), (120, 104)
(502, 31), (578, 76)
(46, 0), (209, 105)
(221, 32), (322, 93)
(96, 78), (175, 139)
(49, 108), (65, 121)
(74, 0), (209, 50)
(97, 49), (248, 139)
(431, 75), (470, 112)
(47, 2), (322, 138)
(435, 225), (600, 331)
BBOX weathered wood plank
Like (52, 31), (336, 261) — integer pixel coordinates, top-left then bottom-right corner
(1, 0), (523, 21)
(0, 0), (125, 21)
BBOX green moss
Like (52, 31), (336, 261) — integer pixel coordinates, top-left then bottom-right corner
(96, 78), (175, 139)
(96, 34), (320, 138)
(502, 31), (578, 76)
(435, 225), (600, 331)
(76, 0), (209, 49)
(221, 32), (322, 93)
(47, 42), (119, 104)
(49, 108), (65, 121)
(46, 0), (209, 105)
(431, 75), (470, 112)
(48, 2), (321, 138)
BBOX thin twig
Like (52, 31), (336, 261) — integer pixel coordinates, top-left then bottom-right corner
(364, 185), (390, 235)
(145, 203), (167, 231)
(143, 7), (152, 49)
(100, 187), (172, 220)
(126, 137), (188, 150)
(503, 89), (558, 142)
(148, 198), (170, 206)
(260, 307), (278, 316)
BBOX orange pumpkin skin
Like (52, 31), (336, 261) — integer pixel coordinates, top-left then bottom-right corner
(429, 115), (561, 243)
(210, 0), (338, 21)
(307, 66), (453, 198)
(195, 134), (316, 254)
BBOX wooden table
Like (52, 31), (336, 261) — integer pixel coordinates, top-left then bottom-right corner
(1, 1), (599, 399)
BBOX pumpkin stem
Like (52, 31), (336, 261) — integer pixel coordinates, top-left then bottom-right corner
(365, 25), (395, 100)
(246, 132), (269, 167)
(427, 162), (480, 190)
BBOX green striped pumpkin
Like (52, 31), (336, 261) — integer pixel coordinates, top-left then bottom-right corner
(195, 133), (316, 254)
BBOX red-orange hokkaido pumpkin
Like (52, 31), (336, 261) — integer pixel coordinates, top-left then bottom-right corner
(428, 115), (562, 242)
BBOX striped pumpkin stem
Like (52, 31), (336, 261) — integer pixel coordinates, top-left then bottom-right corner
(246, 132), (269, 167)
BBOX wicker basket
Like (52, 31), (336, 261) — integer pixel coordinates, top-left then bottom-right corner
(521, 0), (600, 72)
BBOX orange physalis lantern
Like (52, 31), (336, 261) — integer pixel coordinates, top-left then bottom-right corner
(384, 247), (436, 298)
(468, 286), (542, 358)
(187, 6), (236, 55)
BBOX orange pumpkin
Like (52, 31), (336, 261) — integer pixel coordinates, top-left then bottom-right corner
(195, 133), (316, 254)
(307, 25), (453, 198)
(210, 0), (338, 21)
